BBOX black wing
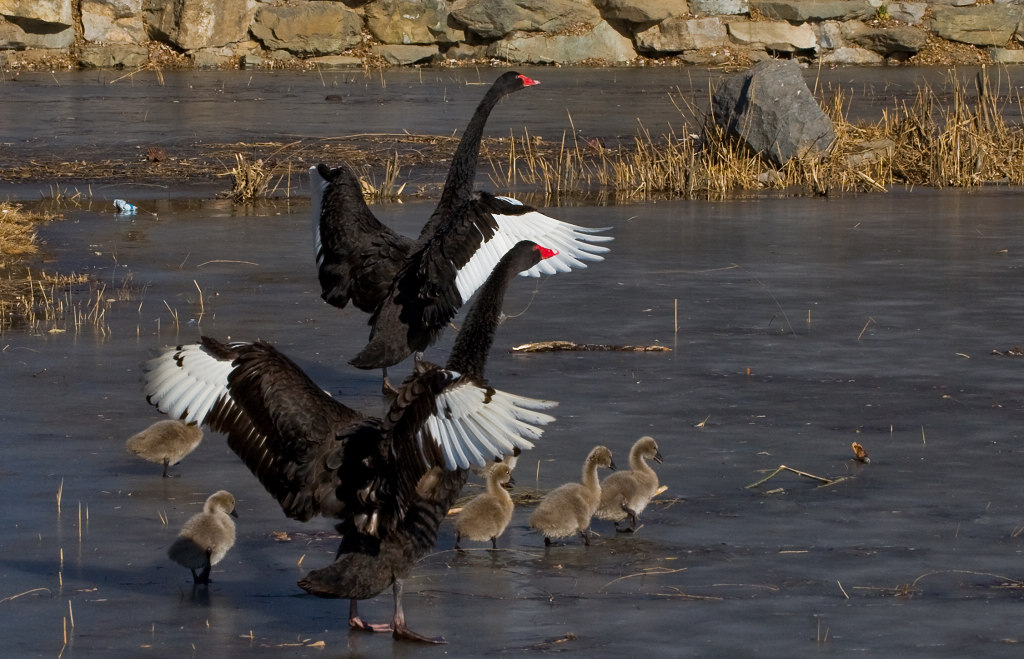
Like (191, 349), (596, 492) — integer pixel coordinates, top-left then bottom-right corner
(311, 164), (413, 313)
(144, 337), (365, 522)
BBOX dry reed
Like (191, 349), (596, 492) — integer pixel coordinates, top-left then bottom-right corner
(226, 153), (272, 202)
(358, 152), (406, 201)
(489, 67), (1024, 201)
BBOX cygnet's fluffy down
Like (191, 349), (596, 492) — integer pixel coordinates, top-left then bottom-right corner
(596, 436), (663, 531)
(455, 463), (514, 550)
(168, 490), (238, 584)
(125, 419), (203, 477)
(529, 445), (615, 546)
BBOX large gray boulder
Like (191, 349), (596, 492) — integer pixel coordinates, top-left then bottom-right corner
(711, 59), (836, 167)
(145, 0), (255, 51)
(250, 2), (363, 56)
(365, 0), (462, 45)
(930, 5), (1022, 46)
(451, 0), (602, 41)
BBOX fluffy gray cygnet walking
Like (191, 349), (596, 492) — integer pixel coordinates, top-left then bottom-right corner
(168, 490), (238, 584)
(596, 436), (663, 532)
(455, 463), (515, 550)
(529, 446), (615, 546)
(125, 419), (203, 477)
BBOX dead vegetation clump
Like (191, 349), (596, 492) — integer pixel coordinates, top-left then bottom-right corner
(358, 152), (406, 201)
(882, 70), (1024, 187)
(0, 201), (40, 259)
(0, 203), (88, 331)
(224, 153), (273, 202)
(0, 202), (120, 335)
(488, 67), (1024, 201)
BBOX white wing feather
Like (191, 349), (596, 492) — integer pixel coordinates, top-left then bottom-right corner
(144, 344), (233, 424)
(453, 202), (612, 303)
(420, 379), (558, 470)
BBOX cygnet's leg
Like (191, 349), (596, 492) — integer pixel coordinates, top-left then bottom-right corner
(454, 532), (463, 551)
(615, 503), (639, 532)
(391, 579), (445, 644)
(349, 599), (392, 633)
(161, 458), (172, 478)
(579, 528), (591, 546)
(490, 536), (498, 550)
(195, 551), (213, 584)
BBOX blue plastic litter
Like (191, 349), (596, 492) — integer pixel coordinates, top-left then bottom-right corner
(114, 199), (138, 214)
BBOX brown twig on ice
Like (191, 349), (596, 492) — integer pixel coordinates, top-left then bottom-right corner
(511, 340), (671, 353)
(745, 464), (846, 489)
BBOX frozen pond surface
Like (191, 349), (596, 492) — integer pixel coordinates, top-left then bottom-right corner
(3, 68), (1024, 657)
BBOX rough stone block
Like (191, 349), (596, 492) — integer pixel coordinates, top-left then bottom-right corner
(711, 58), (836, 167)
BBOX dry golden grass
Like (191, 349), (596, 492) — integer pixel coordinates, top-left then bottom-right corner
(358, 152), (406, 201)
(0, 202), (120, 334)
(225, 153), (273, 202)
(0, 201), (41, 259)
(489, 67), (1024, 201)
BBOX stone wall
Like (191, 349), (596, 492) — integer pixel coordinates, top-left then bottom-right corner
(2, 0), (1024, 70)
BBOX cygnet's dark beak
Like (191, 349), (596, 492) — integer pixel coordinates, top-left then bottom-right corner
(230, 509), (240, 518)
(608, 459), (617, 471)
(654, 451), (664, 464)
(506, 475), (516, 489)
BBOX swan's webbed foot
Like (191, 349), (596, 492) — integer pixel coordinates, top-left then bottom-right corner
(390, 579), (446, 644)
(349, 599), (392, 633)
(393, 623), (446, 644)
(349, 617), (392, 633)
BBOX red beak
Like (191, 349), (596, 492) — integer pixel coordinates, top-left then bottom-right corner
(519, 75), (540, 87)
(537, 246), (559, 260)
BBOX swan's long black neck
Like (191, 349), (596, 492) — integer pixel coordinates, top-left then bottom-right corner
(418, 83), (513, 243)
(445, 243), (538, 379)
(443, 88), (505, 205)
